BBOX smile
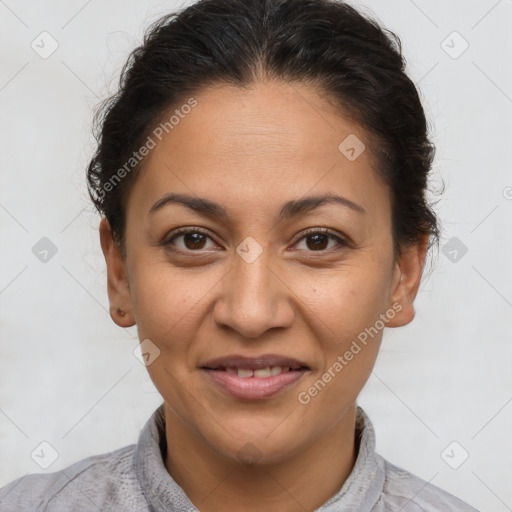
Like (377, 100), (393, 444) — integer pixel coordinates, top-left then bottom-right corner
(201, 366), (309, 400)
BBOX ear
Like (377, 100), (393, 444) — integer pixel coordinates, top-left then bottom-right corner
(99, 217), (136, 327)
(386, 233), (429, 328)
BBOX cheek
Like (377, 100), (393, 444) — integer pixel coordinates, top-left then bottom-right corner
(289, 263), (389, 401)
(291, 271), (386, 427)
(292, 263), (391, 345)
(129, 258), (223, 346)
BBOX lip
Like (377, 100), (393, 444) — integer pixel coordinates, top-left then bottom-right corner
(199, 353), (311, 400)
(200, 353), (310, 371)
(201, 367), (308, 400)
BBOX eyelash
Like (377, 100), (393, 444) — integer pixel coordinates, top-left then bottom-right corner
(162, 227), (349, 255)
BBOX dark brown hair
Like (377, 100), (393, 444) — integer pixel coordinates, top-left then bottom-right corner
(86, 0), (441, 267)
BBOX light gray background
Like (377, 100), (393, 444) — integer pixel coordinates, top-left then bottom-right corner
(1, 1), (511, 510)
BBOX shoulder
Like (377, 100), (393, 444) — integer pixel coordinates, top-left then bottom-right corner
(0, 444), (148, 512)
(378, 456), (479, 512)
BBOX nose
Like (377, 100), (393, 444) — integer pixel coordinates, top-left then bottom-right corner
(212, 248), (295, 339)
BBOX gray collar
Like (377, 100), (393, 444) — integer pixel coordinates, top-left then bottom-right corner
(133, 403), (385, 511)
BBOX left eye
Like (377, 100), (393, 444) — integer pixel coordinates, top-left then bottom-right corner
(294, 230), (346, 252)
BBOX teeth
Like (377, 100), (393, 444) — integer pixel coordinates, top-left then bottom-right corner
(221, 366), (291, 377)
(253, 367), (271, 378)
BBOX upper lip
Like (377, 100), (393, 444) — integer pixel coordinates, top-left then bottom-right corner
(200, 353), (310, 371)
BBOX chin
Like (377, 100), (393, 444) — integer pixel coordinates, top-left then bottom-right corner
(208, 423), (307, 466)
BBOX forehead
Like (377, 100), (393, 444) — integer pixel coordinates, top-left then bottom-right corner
(127, 80), (391, 223)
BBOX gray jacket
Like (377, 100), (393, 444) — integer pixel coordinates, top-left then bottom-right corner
(0, 404), (479, 511)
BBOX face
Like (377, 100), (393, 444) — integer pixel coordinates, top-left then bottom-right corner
(101, 80), (426, 465)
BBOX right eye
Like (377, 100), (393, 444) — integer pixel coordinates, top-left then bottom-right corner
(163, 227), (219, 252)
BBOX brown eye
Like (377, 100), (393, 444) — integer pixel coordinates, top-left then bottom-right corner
(181, 232), (207, 250)
(305, 233), (329, 251)
(294, 229), (347, 252)
(165, 228), (217, 252)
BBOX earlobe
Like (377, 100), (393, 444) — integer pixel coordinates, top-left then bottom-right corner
(99, 217), (136, 328)
(386, 234), (429, 328)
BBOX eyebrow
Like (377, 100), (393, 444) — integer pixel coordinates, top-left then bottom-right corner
(148, 192), (366, 221)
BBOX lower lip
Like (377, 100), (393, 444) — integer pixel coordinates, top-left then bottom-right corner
(201, 369), (308, 400)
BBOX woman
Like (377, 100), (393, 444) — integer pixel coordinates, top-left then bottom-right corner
(0, 0), (479, 510)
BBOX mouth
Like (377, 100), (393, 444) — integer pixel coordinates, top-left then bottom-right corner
(199, 354), (310, 400)
(201, 365), (309, 377)
(200, 353), (310, 372)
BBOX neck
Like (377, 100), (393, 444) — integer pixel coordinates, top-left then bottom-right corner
(164, 403), (358, 512)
